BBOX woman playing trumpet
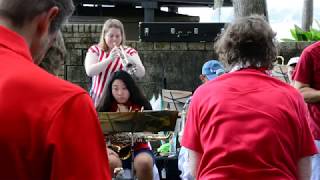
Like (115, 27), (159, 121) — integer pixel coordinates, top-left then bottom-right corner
(84, 19), (145, 107)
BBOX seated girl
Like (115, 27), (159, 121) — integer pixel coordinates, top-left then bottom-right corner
(98, 70), (154, 180)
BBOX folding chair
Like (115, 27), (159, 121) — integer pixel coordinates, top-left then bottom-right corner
(272, 56), (290, 83)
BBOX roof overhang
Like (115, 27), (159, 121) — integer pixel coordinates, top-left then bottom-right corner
(73, 0), (233, 7)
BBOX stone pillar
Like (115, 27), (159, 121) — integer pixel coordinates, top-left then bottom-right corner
(40, 31), (66, 78)
(168, 6), (178, 13)
(142, 0), (158, 22)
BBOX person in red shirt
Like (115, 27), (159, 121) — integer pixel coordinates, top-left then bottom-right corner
(293, 41), (320, 180)
(178, 59), (226, 180)
(0, 0), (111, 180)
(182, 15), (317, 180)
(98, 70), (154, 180)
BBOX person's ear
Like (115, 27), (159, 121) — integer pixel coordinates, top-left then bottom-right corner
(36, 6), (59, 36)
(199, 74), (206, 83)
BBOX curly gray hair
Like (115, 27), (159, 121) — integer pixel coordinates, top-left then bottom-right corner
(214, 15), (278, 70)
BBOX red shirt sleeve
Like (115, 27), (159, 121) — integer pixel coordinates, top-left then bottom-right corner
(181, 95), (203, 153)
(125, 47), (138, 56)
(47, 93), (111, 180)
(88, 45), (99, 56)
(292, 50), (313, 85)
(297, 94), (318, 157)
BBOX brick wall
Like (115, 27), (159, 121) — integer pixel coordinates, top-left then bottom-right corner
(61, 24), (312, 98)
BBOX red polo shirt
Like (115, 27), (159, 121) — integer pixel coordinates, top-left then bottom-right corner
(182, 69), (317, 180)
(293, 41), (320, 140)
(0, 25), (111, 179)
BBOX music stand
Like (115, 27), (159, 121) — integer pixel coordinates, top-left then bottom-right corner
(162, 89), (192, 112)
(98, 110), (178, 179)
(99, 110), (178, 134)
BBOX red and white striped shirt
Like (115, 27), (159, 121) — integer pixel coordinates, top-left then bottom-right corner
(85, 45), (145, 107)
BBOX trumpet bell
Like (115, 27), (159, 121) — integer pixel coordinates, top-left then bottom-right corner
(109, 144), (132, 160)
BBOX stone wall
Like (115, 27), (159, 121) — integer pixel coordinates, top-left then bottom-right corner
(61, 24), (313, 98)
(61, 24), (217, 98)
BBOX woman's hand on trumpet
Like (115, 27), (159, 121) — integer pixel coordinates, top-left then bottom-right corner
(109, 46), (120, 61)
(111, 42), (138, 75)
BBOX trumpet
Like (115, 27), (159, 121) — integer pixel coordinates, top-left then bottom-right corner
(115, 43), (137, 75)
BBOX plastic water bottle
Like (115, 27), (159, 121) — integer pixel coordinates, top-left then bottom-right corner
(169, 132), (177, 157)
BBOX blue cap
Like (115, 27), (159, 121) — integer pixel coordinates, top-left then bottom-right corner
(202, 60), (225, 80)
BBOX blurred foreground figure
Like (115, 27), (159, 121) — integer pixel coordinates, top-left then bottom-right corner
(0, 0), (111, 179)
(293, 41), (320, 180)
(178, 59), (225, 180)
(182, 15), (317, 180)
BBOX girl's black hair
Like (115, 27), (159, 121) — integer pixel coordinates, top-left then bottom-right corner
(97, 70), (152, 111)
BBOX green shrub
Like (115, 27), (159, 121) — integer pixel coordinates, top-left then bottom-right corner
(282, 20), (320, 41)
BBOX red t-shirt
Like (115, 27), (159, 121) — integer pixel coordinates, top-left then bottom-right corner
(0, 26), (111, 180)
(293, 41), (320, 140)
(182, 69), (317, 180)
